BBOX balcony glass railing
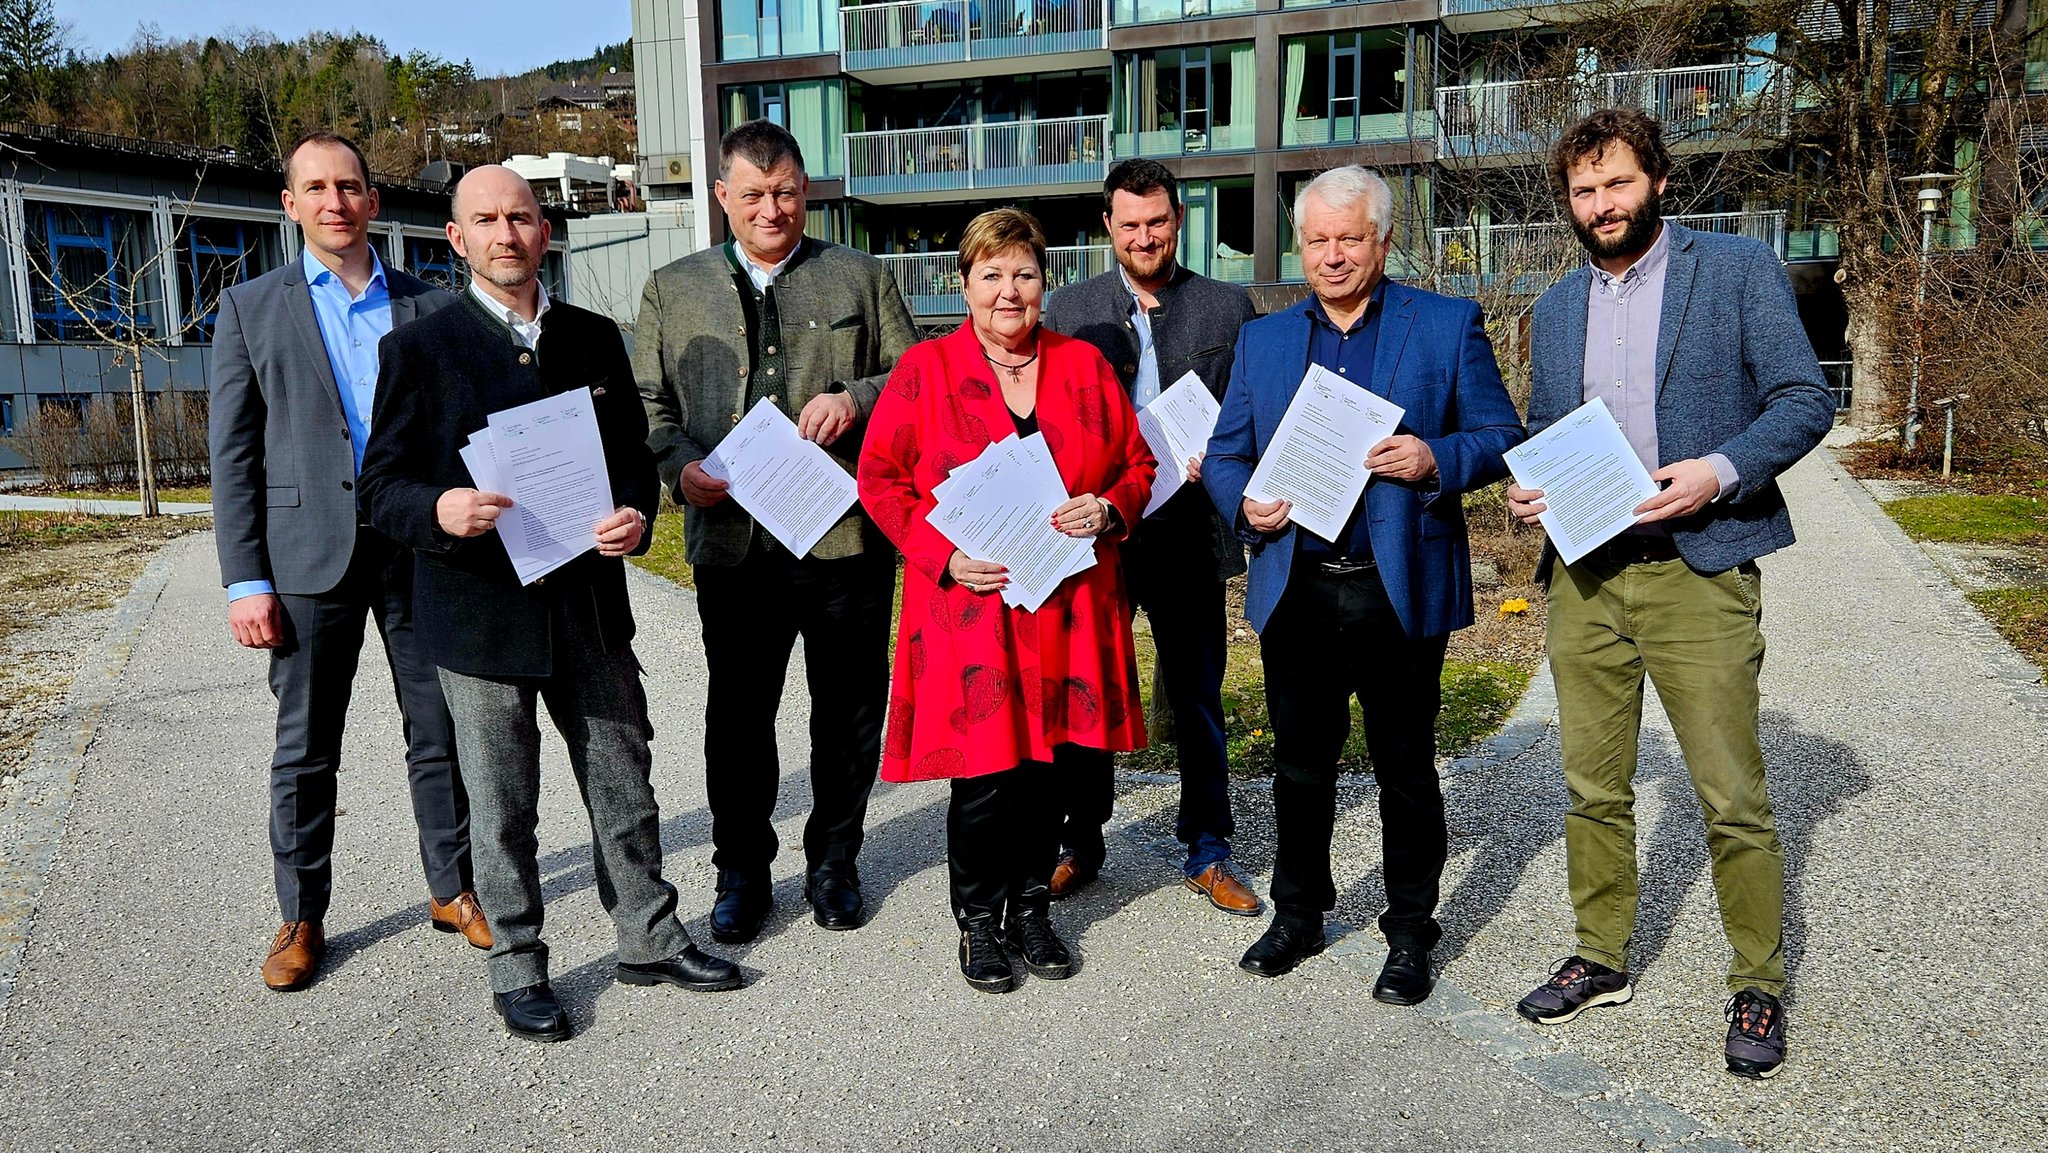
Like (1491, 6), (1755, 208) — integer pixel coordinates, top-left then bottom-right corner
(1786, 221), (1840, 261)
(1282, 109), (1436, 149)
(1113, 121), (1255, 158)
(844, 116), (1112, 196)
(841, 0), (1107, 72)
(1430, 211), (1792, 294)
(879, 244), (1114, 314)
(1437, 61), (1782, 157)
(1112, 0), (1253, 22)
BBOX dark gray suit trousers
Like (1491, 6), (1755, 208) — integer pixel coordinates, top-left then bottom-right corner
(269, 524), (470, 921)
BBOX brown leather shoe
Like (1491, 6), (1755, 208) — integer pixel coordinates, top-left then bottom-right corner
(1049, 853), (1097, 900)
(261, 921), (324, 991)
(1185, 863), (1262, 916)
(429, 890), (493, 949)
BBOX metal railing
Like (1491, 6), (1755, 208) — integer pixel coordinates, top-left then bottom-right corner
(841, 0), (1107, 71)
(844, 115), (1111, 197)
(1429, 210), (1793, 292)
(1437, 61), (1783, 157)
(879, 244), (1113, 315)
(1819, 360), (1853, 411)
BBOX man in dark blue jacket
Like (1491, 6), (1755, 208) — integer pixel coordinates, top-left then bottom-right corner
(1204, 165), (1524, 1001)
(1506, 110), (1834, 1081)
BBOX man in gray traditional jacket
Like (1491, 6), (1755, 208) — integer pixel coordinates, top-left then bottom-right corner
(635, 120), (917, 945)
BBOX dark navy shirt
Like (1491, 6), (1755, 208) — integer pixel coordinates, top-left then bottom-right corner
(1296, 281), (1386, 563)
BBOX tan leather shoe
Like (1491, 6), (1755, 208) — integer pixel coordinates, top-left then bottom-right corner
(1049, 853), (1097, 900)
(261, 921), (324, 991)
(1185, 863), (1262, 916)
(429, 890), (493, 949)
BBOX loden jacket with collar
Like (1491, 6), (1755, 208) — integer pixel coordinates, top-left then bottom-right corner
(633, 236), (918, 567)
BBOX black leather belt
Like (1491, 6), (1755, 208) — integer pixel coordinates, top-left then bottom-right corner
(1592, 535), (1682, 566)
(1312, 557), (1377, 576)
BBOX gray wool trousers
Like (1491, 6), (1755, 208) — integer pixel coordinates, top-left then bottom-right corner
(436, 598), (689, 993)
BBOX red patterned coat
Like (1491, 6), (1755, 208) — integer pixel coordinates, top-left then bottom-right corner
(858, 324), (1157, 782)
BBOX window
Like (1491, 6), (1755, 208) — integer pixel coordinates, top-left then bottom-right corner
(1179, 179), (1255, 283)
(1, 224), (17, 342)
(178, 217), (281, 343)
(2032, 0), (2048, 92)
(1113, 0), (1253, 24)
(0, 395), (12, 435)
(406, 236), (463, 290)
(723, 81), (848, 178)
(25, 202), (162, 342)
(720, 0), (839, 60)
(1114, 44), (1255, 157)
(1281, 30), (1411, 147)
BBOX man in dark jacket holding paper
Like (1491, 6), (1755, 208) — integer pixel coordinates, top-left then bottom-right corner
(361, 165), (739, 1045)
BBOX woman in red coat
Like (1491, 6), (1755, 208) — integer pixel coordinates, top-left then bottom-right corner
(858, 208), (1156, 994)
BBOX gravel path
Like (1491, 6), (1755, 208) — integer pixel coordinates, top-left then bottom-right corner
(0, 533), (1644, 1153)
(2, 442), (2038, 1151)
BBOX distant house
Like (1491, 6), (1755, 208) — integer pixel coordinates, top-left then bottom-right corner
(531, 74), (637, 135)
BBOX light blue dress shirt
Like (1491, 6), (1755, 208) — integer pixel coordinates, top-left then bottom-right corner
(1119, 265), (1162, 409)
(227, 249), (394, 604)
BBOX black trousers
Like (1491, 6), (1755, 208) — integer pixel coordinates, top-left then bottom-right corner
(268, 524), (471, 923)
(1259, 565), (1449, 952)
(949, 748), (1098, 925)
(693, 545), (895, 878)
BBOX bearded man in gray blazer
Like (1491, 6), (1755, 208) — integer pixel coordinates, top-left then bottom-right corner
(635, 120), (917, 944)
(209, 132), (483, 994)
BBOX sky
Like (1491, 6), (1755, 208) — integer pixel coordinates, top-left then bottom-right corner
(62, 0), (633, 78)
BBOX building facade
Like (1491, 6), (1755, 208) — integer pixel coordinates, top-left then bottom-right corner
(0, 126), (570, 470)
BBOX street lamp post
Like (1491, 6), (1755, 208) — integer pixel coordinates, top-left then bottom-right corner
(1902, 171), (1959, 455)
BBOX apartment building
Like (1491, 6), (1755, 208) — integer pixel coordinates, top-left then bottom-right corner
(634, 0), (2048, 410)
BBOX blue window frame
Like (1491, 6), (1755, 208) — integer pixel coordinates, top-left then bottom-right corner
(30, 204), (155, 342)
(179, 218), (276, 343)
(406, 237), (462, 290)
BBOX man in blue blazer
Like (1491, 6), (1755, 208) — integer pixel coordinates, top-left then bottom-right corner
(1204, 166), (1524, 1000)
(1506, 111), (1833, 1081)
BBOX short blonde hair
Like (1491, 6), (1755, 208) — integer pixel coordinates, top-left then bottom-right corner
(958, 208), (1047, 275)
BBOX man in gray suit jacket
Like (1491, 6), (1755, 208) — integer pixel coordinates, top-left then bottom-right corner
(635, 120), (917, 943)
(1506, 111), (1834, 1080)
(209, 132), (482, 994)
(1043, 159), (1261, 917)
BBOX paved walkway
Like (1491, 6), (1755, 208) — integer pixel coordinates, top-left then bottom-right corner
(0, 494), (213, 515)
(0, 446), (2041, 1151)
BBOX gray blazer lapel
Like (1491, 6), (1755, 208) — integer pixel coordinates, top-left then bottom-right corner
(281, 261), (347, 422)
(1655, 227), (1698, 397)
(1370, 287), (1416, 402)
(390, 287), (419, 329)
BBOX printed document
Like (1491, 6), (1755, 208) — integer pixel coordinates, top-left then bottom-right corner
(1138, 371), (1222, 517)
(1244, 365), (1405, 542)
(1502, 396), (1661, 566)
(463, 386), (613, 586)
(703, 397), (860, 558)
(929, 433), (1094, 613)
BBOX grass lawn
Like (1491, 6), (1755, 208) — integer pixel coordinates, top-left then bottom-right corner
(628, 495), (693, 589)
(1969, 587), (2048, 671)
(1882, 493), (2048, 545)
(40, 485), (214, 505)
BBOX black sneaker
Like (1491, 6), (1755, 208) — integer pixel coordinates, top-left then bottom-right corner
(1515, 955), (1634, 1025)
(1003, 909), (1075, 980)
(1723, 987), (1786, 1079)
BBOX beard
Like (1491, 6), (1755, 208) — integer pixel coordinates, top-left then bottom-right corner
(1571, 191), (1663, 262)
(1119, 242), (1175, 282)
(476, 251), (537, 290)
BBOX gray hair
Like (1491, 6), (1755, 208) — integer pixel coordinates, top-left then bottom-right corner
(1293, 166), (1394, 244)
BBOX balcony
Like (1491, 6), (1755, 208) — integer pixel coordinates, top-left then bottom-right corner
(1428, 210), (1792, 296)
(879, 244), (1113, 316)
(1111, 0), (1253, 24)
(844, 116), (1112, 202)
(1437, 61), (1784, 160)
(840, 0), (1109, 82)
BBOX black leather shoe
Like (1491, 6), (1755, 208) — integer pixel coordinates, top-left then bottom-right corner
(1003, 907), (1075, 980)
(709, 873), (771, 944)
(1371, 947), (1435, 1005)
(958, 916), (1014, 994)
(804, 870), (865, 931)
(1239, 918), (1327, 978)
(494, 982), (570, 1042)
(617, 944), (743, 992)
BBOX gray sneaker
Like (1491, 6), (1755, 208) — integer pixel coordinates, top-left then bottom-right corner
(1723, 987), (1786, 1079)
(1516, 955), (1634, 1025)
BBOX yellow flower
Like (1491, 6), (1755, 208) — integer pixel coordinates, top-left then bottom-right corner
(1251, 729), (1264, 738)
(1497, 598), (1531, 619)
